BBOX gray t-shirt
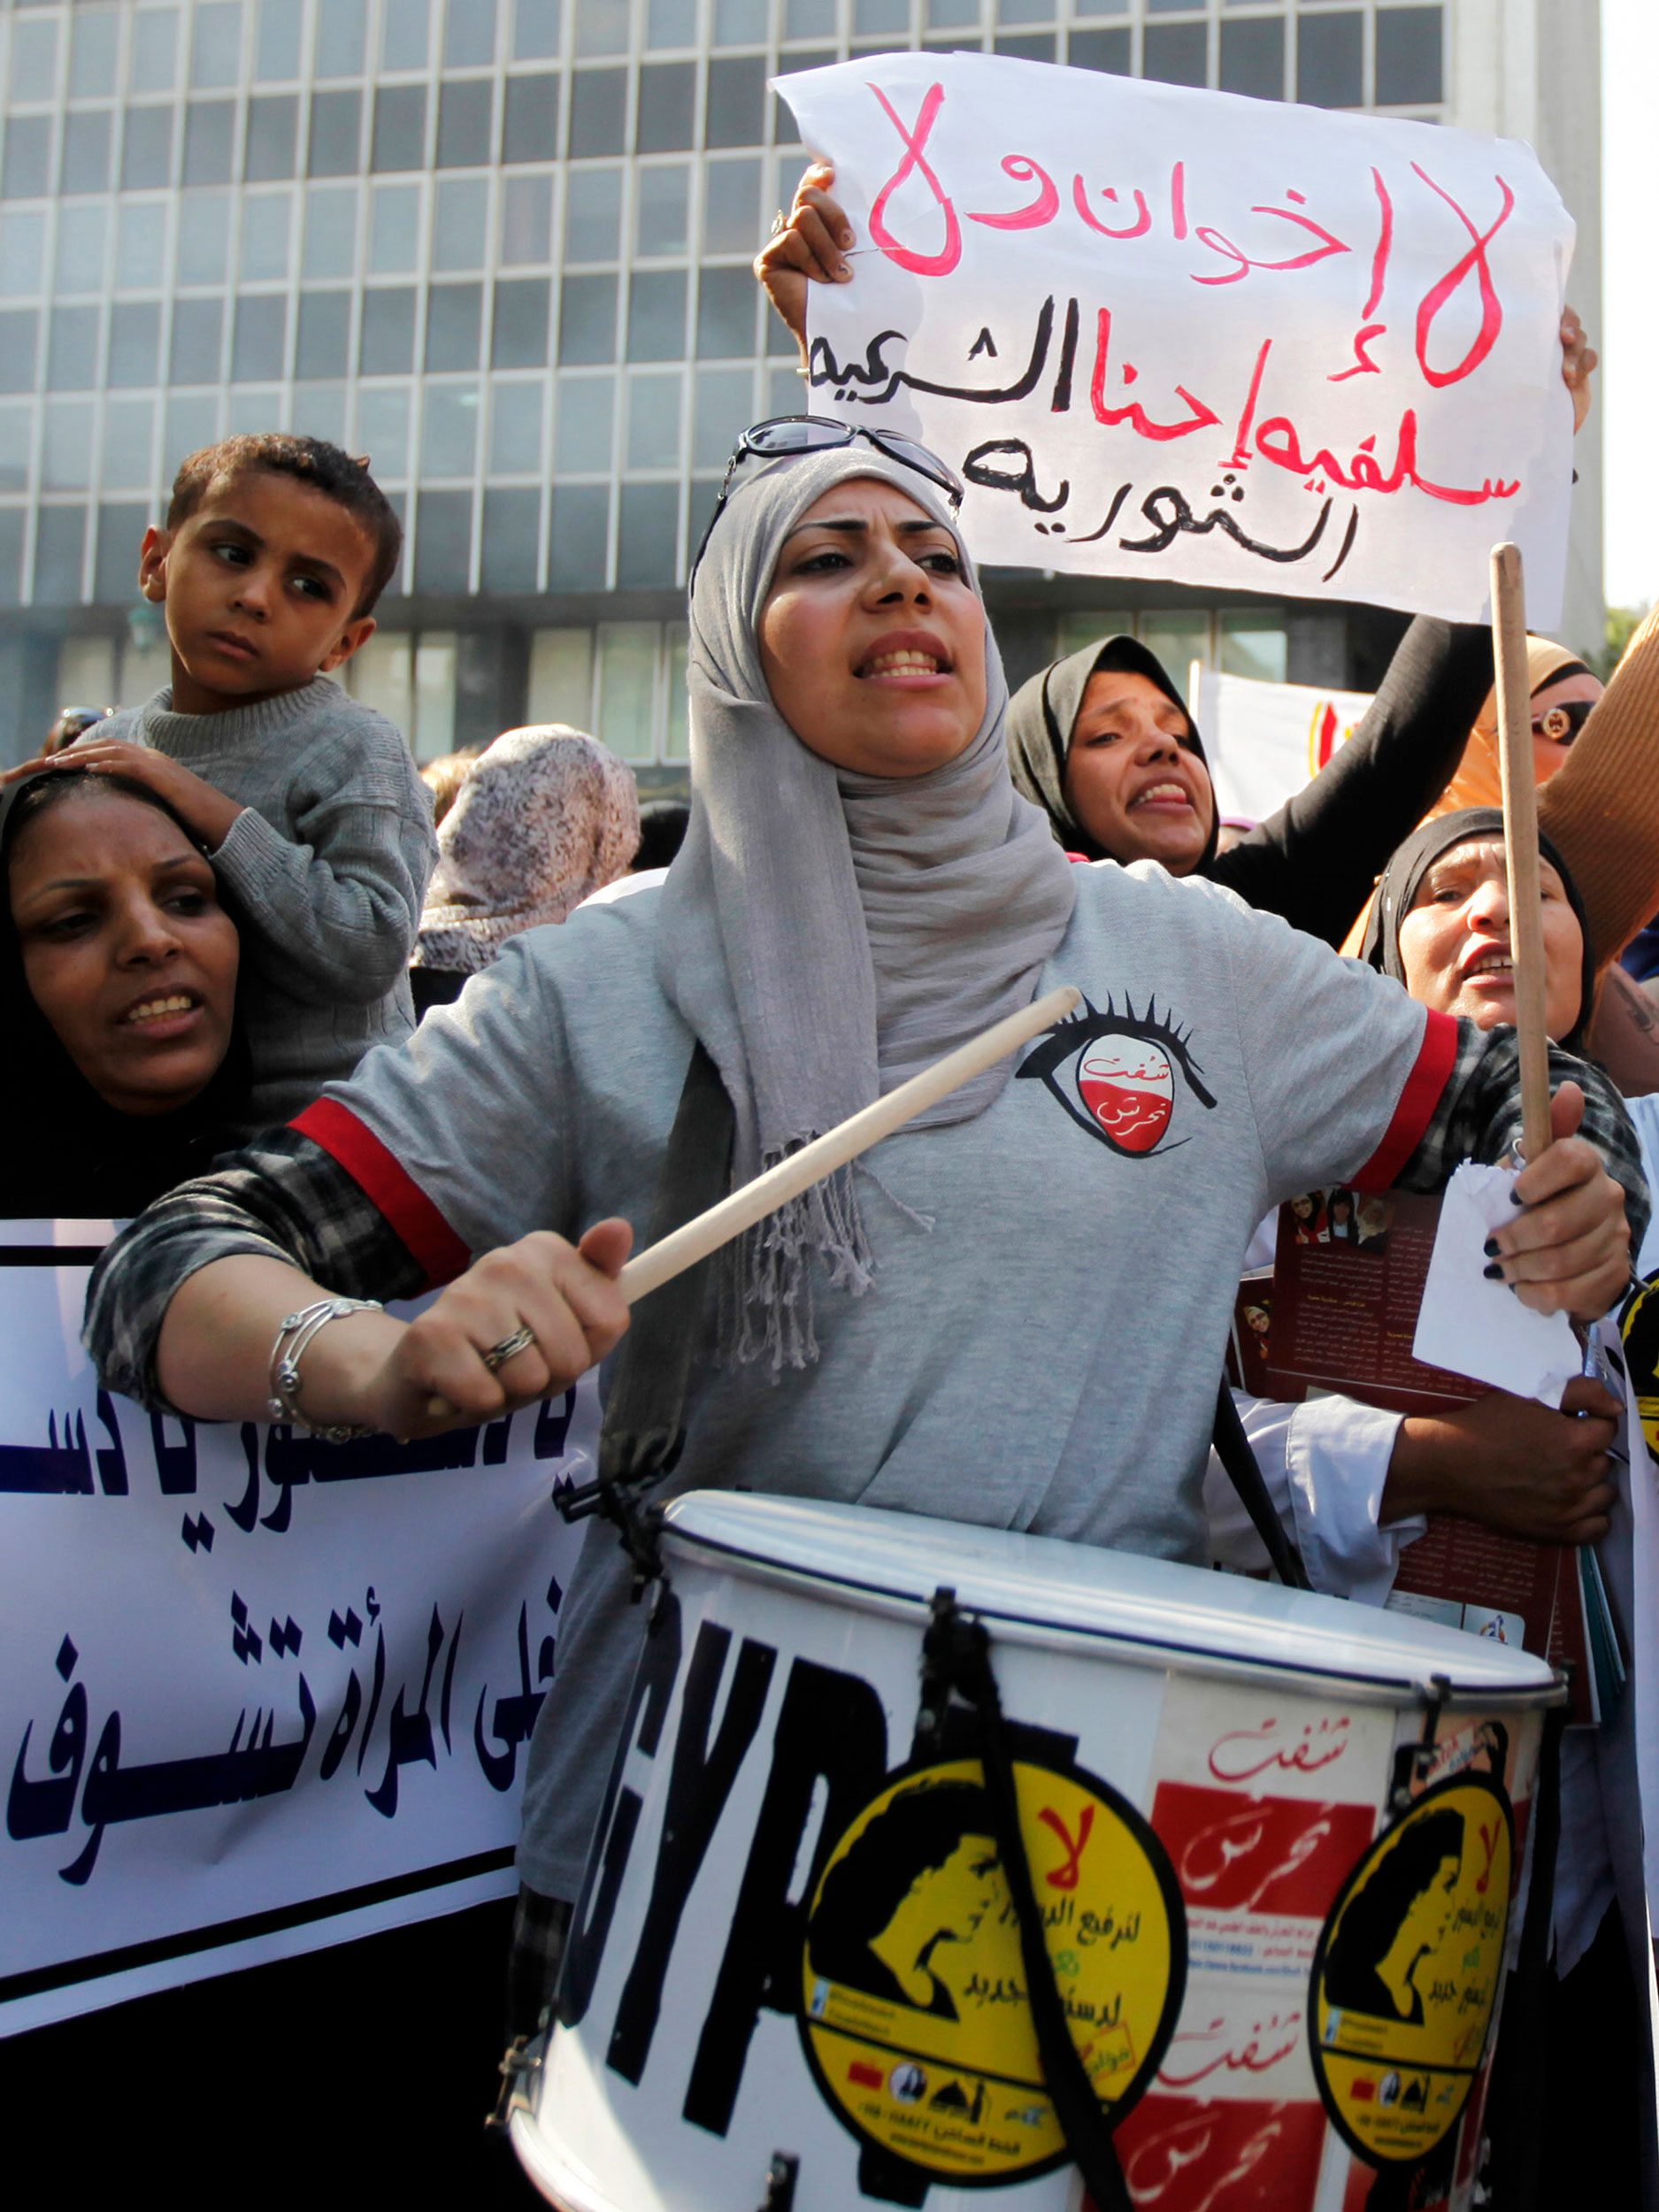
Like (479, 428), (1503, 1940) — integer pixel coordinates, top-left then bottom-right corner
(320, 859), (1438, 1893)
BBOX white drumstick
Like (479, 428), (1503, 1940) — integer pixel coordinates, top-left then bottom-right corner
(618, 982), (1082, 1304)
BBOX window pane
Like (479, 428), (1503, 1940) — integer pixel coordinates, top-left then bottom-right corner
(296, 289), (351, 378)
(357, 383), (412, 476)
(373, 85), (428, 173)
(1142, 22), (1206, 88)
(291, 379), (347, 444)
(568, 69), (626, 157)
(695, 264), (753, 357)
(303, 182), (359, 277)
(54, 205), (110, 295)
(1217, 612), (1286, 685)
(72, 11), (121, 100)
(165, 388), (222, 471)
(10, 19), (60, 101)
(314, 0), (368, 77)
(240, 190), (292, 280)
(448, 0), (500, 65)
(169, 296), (224, 381)
(0, 310), (38, 394)
(308, 89), (364, 176)
(1219, 16), (1281, 99)
(554, 373), (615, 474)
(715, 0), (766, 42)
(1297, 12), (1362, 108)
(558, 273), (618, 362)
(1138, 612), (1208, 703)
(244, 92), (298, 179)
(1375, 6), (1442, 106)
(576, 0), (630, 56)
(481, 485), (540, 588)
(371, 183), (423, 272)
(489, 377), (546, 472)
(130, 11), (180, 95)
(997, 0), (1048, 21)
(638, 61), (696, 152)
(692, 364), (749, 468)
(529, 626), (594, 722)
(663, 620), (688, 758)
(413, 628), (459, 750)
(503, 73), (562, 163)
(178, 191), (231, 281)
(637, 164), (690, 255)
(0, 213), (45, 298)
(44, 398), (96, 489)
(104, 396), (156, 487)
(626, 368), (681, 465)
(360, 286), (418, 373)
(256, 0), (303, 81)
(381, 0), (432, 72)
(232, 293), (287, 380)
(426, 281), (483, 370)
(47, 305), (101, 393)
(434, 175), (490, 267)
(549, 481), (609, 588)
(107, 299), (162, 385)
(703, 157), (760, 252)
(854, 0), (907, 31)
(437, 78), (495, 166)
(502, 173), (553, 262)
(514, 0), (565, 58)
(565, 167), (621, 259)
(651, 0), (698, 39)
(706, 56), (766, 147)
(597, 619), (659, 748)
(493, 276), (551, 365)
(627, 268), (686, 360)
(182, 100), (234, 185)
(191, 3), (244, 88)
(349, 632), (413, 736)
(787, 0), (837, 31)
(121, 105), (175, 189)
(2, 119), (52, 201)
(35, 507), (88, 605)
(421, 382), (480, 475)
(116, 203), (168, 288)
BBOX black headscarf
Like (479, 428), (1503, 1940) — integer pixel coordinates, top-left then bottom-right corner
(0, 770), (250, 1218)
(1005, 634), (1220, 870)
(1358, 805), (1596, 1056)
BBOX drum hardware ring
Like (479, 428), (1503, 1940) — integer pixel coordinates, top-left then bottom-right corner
(756, 2150), (800, 2209)
(557, 1460), (676, 1611)
(1389, 1671), (1452, 1812)
(486, 2031), (545, 2135)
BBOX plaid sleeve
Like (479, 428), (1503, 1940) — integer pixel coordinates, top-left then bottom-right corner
(84, 1127), (429, 1413)
(1394, 1021), (1650, 1252)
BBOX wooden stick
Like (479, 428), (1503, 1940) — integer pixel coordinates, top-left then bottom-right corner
(618, 982), (1082, 1304)
(1490, 541), (1554, 1163)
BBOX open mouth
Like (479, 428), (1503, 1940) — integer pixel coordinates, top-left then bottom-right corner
(1462, 949), (1514, 983)
(1128, 780), (1194, 812)
(119, 991), (203, 1030)
(855, 632), (953, 682)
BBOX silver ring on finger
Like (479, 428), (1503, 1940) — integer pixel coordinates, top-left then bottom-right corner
(771, 206), (787, 235)
(480, 1323), (538, 1373)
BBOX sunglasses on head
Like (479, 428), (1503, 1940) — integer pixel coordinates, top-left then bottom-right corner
(1532, 696), (1594, 746)
(690, 416), (965, 582)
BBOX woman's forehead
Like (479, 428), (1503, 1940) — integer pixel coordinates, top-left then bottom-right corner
(1412, 837), (1567, 898)
(1079, 667), (1180, 713)
(788, 475), (952, 533)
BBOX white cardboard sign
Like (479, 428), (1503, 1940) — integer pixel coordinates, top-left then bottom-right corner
(780, 54), (1576, 626)
(0, 1226), (596, 2035)
(1191, 664), (1374, 827)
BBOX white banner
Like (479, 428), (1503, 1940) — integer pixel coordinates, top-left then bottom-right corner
(0, 1224), (595, 2036)
(780, 55), (1576, 626)
(1191, 664), (1374, 826)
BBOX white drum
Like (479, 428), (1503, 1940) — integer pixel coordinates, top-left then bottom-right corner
(510, 1494), (1559, 2212)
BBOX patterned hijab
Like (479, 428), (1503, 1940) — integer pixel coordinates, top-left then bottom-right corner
(657, 445), (1077, 1364)
(412, 726), (640, 975)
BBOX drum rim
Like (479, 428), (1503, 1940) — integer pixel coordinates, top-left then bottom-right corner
(662, 1525), (1566, 1713)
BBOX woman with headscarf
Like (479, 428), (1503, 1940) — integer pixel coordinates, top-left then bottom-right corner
(409, 727), (641, 1014)
(81, 433), (1640, 2047)
(1207, 806), (1652, 2205)
(1429, 639), (1603, 820)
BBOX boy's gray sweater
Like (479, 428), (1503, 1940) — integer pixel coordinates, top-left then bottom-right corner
(104, 679), (437, 1130)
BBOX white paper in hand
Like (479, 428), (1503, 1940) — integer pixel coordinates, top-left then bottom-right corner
(1412, 1163), (1580, 1407)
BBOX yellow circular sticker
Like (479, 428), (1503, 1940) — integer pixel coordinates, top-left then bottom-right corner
(798, 1756), (1184, 2185)
(1311, 1776), (1514, 2166)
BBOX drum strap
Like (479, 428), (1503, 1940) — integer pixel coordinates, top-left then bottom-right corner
(557, 1042), (734, 1592)
(1210, 1379), (1314, 1590)
(919, 1589), (1137, 2212)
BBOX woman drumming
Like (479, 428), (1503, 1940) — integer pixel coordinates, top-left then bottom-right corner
(84, 434), (1641, 2031)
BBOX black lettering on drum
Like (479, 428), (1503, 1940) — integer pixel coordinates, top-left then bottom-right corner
(607, 1624), (780, 2083)
(559, 1594), (684, 2029)
(683, 1657), (890, 2137)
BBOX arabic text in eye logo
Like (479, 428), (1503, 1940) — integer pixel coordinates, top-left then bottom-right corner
(1017, 993), (1216, 1158)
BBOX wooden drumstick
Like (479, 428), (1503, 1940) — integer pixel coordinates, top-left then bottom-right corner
(423, 982), (1082, 1417)
(1490, 541), (1554, 1164)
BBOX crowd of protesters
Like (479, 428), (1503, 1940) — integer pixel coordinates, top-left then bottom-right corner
(3, 164), (1658, 2210)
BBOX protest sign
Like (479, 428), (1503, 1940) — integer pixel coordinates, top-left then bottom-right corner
(0, 1223), (595, 2036)
(779, 55), (1576, 626)
(1190, 664), (1373, 826)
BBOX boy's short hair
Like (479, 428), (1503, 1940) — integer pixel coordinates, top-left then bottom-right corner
(166, 433), (403, 618)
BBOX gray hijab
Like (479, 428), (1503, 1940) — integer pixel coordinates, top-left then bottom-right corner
(657, 445), (1077, 1364)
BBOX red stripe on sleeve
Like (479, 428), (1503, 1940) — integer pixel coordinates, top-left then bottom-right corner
(291, 1098), (472, 1287)
(1349, 1009), (1460, 1193)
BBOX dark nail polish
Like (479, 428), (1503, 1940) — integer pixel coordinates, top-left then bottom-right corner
(1483, 1237), (1500, 1258)
(1510, 1189), (1525, 1206)
(1483, 1262), (1504, 1280)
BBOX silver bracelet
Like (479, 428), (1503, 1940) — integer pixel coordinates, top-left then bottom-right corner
(267, 1296), (385, 1444)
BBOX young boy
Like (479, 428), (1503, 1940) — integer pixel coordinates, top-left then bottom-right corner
(8, 434), (437, 1130)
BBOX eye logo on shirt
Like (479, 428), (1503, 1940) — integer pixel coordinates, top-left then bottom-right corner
(1018, 995), (1217, 1158)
